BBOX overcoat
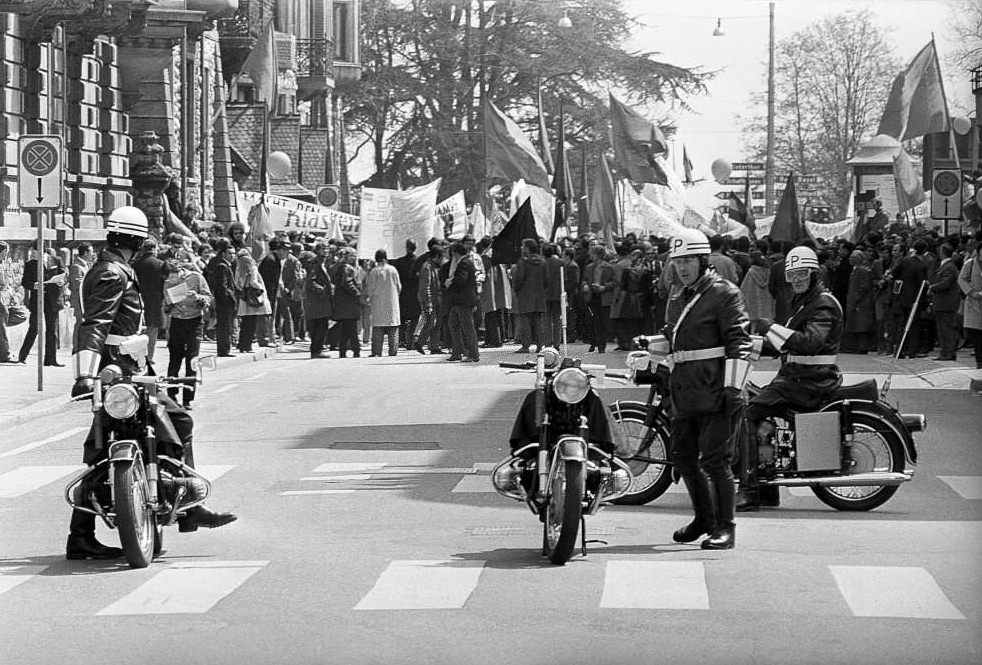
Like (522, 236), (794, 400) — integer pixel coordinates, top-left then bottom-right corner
(365, 263), (402, 327)
(330, 262), (362, 320)
(304, 258), (334, 320)
(959, 256), (982, 331)
(845, 264), (875, 333)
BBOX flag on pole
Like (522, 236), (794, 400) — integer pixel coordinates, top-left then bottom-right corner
(241, 22), (278, 113)
(877, 40), (949, 141)
(577, 147), (590, 236)
(550, 106), (574, 240)
(468, 203), (488, 239)
(609, 93), (668, 185)
(491, 198), (537, 265)
(537, 86), (554, 174)
(485, 102), (551, 190)
(769, 173), (807, 244)
(743, 175), (756, 231)
(893, 148), (927, 212)
(589, 155), (618, 237)
(682, 145), (694, 183)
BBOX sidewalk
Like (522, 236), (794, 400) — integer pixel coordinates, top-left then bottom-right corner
(0, 336), (279, 429)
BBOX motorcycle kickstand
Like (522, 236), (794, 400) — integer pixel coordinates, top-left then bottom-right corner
(581, 516), (609, 557)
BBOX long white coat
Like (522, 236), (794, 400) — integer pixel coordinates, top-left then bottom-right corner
(959, 255), (982, 331)
(365, 262), (402, 328)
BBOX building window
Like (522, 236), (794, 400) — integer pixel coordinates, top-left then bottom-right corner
(334, 2), (349, 62)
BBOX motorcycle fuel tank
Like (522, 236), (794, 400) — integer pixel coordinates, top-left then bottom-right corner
(794, 411), (841, 472)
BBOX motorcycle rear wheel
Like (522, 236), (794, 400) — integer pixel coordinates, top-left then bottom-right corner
(811, 411), (904, 511)
(543, 459), (584, 565)
(609, 402), (673, 505)
(113, 461), (157, 568)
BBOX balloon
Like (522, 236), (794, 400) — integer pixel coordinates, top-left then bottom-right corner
(710, 158), (732, 184)
(952, 116), (972, 136)
(267, 151), (292, 179)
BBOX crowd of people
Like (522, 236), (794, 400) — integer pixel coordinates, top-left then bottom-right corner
(2, 218), (982, 376)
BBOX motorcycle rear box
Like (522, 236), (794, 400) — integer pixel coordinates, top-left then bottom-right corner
(793, 411), (841, 472)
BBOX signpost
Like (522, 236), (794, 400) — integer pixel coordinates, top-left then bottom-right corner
(18, 135), (63, 391)
(931, 168), (962, 235)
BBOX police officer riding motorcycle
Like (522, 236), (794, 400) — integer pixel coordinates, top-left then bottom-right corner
(66, 206), (236, 561)
(737, 245), (842, 511)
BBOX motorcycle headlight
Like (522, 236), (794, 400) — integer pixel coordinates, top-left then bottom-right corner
(103, 384), (139, 420)
(553, 368), (590, 404)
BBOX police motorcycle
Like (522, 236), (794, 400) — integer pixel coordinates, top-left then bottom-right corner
(492, 347), (635, 564)
(65, 337), (217, 568)
(615, 334), (925, 511)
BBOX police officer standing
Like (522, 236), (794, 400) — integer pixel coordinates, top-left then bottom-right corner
(664, 228), (752, 550)
(737, 245), (844, 511)
(67, 207), (235, 560)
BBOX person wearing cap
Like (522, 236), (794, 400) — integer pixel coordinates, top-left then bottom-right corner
(738, 244), (844, 511)
(659, 227), (752, 550)
(67, 206), (236, 560)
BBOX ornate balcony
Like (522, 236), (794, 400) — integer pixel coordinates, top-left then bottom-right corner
(296, 38), (335, 98)
(217, 0), (275, 76)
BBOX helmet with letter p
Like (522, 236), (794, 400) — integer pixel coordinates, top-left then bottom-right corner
(785, 245), (819, 292)
(668, 228), (710, 260)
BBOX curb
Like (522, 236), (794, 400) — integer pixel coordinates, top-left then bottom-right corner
(0, 345), (281, 429)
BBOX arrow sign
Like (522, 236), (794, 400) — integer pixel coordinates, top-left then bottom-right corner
(18, 135), (62, 210)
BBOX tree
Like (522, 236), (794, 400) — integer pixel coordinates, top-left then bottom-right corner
(946, 0), (982, 70)
(740, 10), (901, 217)
(341, 0), (709, 202)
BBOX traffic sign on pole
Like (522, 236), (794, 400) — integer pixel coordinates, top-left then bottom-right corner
(18, 135), (63, 209)
(930, 168), (962, 220)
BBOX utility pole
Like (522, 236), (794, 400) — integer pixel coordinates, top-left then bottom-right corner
(765, 1), (776, 216)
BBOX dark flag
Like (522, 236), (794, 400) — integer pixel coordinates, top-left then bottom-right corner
(770, 173), (807, 244)
(682, 145), (694, 183)
(609, 93), (668, 185)
(877, 40), (949, 141)
(492, 198), (537, 265)
(726, 177), (756, 232)
(588, 155), (618, 237)
(485, 102), (551, 190)
(550, 106), (575, 241)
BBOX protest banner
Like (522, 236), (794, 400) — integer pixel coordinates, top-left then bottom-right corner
(436, 190), (468, 238)
(358, 179), (441, 260)
(806, 217), (855, 241)
(236, 190), (360, 236)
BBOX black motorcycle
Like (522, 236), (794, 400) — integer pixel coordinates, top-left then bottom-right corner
(65, 364), (212, 568)
(609, 345), (925, 511)
(492, 350), (634, 564)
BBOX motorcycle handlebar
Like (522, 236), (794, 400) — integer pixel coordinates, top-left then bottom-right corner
(499, 362), (535, 370)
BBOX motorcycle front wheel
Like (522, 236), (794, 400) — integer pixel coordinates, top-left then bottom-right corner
(113, 461), (157, 568)
(543, 459), (584, 565)
(609, 402), (673, 505)
(811, 410), (905, 511)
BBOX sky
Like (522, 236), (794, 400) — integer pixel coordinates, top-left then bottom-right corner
(620, 0), (963, 178)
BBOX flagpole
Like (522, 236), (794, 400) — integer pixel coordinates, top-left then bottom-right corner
(932, 33), (962, 171)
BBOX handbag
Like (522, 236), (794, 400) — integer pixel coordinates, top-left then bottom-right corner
(6, 304), (28, 327)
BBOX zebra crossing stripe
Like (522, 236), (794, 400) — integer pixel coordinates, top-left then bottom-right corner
(354, 560), (485, 610)
(0, 566), (45, 598)
(937, 476), (982, 500)
(196, 465), (236, 482)
(97, 561), (268, 615)
(0, 466), (84, 498)
(830, 566), (965, 620)
(0, 427), (88, 459)
(600, 561), (710, 610)
(451, 475), (495, 492)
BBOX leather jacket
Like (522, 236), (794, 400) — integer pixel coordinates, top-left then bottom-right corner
(74, 248), (144, 377)
(665, 272), (752, 418)
(761, 282), (843, 404)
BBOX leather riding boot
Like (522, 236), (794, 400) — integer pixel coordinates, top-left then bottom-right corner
(66, 510), (122, 560)
(702, 475), (736, 550)
(178, 505), (238, 533)
(673, 473), (716, 543)
(759, 484), (781, 507)
(735, 487), (759, 512)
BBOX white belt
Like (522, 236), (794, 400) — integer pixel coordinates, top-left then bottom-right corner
(672, 347), (726, 363)
(785, 354), (837, 365)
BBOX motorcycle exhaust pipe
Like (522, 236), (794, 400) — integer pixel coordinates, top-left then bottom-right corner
(764, 471), (911, 487)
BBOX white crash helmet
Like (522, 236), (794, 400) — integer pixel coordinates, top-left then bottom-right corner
(785, 246), (819, 274)
(668, 228), (710, 259)
(106, 206), (149, 239)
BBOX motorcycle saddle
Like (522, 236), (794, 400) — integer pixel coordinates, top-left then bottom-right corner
(829, 378), (878, 402)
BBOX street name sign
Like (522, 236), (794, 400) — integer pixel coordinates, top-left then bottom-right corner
(732, 162), (764, 171)
(18, 135), (62, 209)
(930, 168), (962, 220)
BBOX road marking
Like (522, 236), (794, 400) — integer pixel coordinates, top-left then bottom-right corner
(97, 561), (268, 615)
(313, 462), (386, 473)
(472, 463), (497, 471)
(205, 383), (239, 395)
(0, 427), (88, 459)
(0, 565), (45, 598)
(196, 465), (236, 482)
(830, 565), (965, 620)
(354, 560), (485, 610)
(786, 487), (812, 497)
(937, 476), (982, 500)
(301, 474), (373, 482)
(0, 466), (84, 498)
(600, 561), (710, 610)
(281, 489), (356, 495)
(452, 475), (495, 492)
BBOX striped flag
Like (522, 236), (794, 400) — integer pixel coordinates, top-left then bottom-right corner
(877, 40), (949, 141)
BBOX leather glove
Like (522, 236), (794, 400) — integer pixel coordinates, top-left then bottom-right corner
(724, 387), (746, 418)
(753, 318), (774, 335)
(632, 335), (649, 350)
(71, 377), (94, 399)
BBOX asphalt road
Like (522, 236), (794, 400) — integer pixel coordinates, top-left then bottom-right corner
(1, 347), (980, 665)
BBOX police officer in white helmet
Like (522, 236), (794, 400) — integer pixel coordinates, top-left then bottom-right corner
(737, 244), (844, 511)
(662, 228), (752, 550)
(66, 207), (236, 560)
